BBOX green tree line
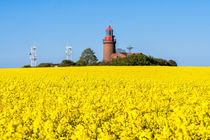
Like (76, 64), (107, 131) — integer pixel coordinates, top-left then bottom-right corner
(23, 48), (177, 68)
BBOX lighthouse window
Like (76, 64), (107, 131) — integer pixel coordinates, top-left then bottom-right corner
(106, 31), (109, 36)
(106, 31), (112, 36)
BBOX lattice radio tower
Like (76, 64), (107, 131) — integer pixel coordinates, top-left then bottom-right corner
(29, 46), (37, 67)
(66, 46), (72, 60)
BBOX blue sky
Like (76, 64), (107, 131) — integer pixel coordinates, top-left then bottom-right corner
(0, 0), (209, 68)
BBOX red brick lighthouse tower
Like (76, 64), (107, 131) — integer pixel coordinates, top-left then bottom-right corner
(103, 25), (116, 62)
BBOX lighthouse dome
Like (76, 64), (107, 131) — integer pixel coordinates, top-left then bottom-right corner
(106, 25), (113, 31)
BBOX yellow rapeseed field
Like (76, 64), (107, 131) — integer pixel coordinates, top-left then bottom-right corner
(0, 66), (209, 139)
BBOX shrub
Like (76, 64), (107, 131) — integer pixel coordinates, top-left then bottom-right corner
(60, 60), (75, 67)
(168, 60), (177, 66)
(109, 54), (177, 66)
(23, 65), (31, 68)
(38, 63), (54, 67)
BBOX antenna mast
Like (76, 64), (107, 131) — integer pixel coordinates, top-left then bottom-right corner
(66, 46), (72, 60)
(29, 46), (37, 67)
(110, 22), (113, 41)
(127, 45), (133, 53)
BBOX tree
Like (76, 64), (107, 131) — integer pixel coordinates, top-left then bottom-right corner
(76, 60), (86, 66)
(78, 48), (98, 65)
(60, 60), (75, 67)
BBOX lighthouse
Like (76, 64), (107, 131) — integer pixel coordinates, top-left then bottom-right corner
(103, 25), (116, 62)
